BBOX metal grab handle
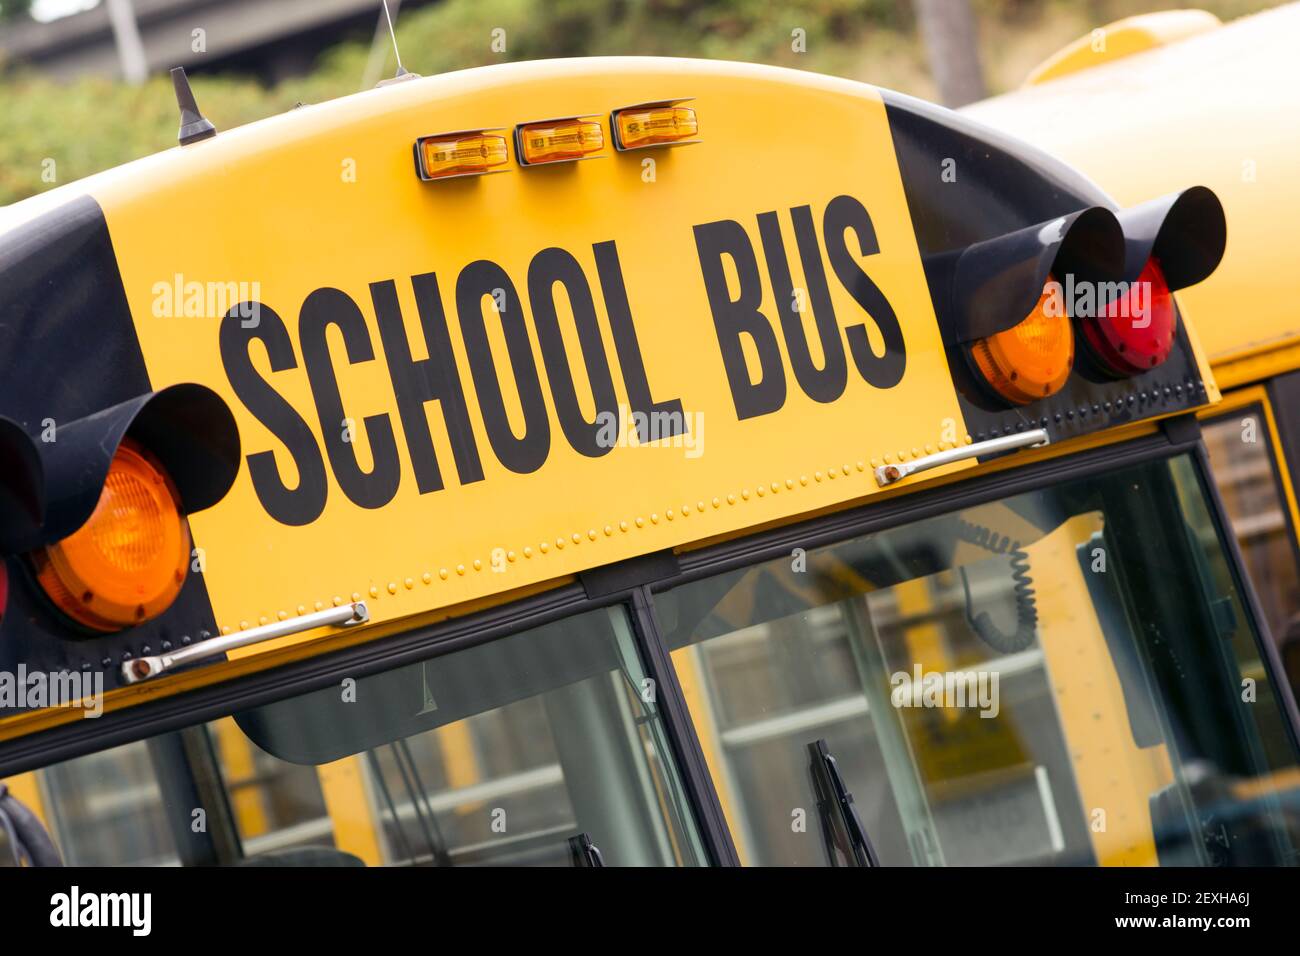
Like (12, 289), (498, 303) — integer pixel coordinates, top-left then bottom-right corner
(874, 428), (1049, 487)
(121, 601), (370, 684)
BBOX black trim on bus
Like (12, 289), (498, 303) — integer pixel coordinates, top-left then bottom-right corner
(1160, 411), (1201, 446)
(879, 90), (1210, 449)
(1262, 374), (1300, 700)
(0, 420), (1224, 857)
(627, 586), (740, 866)
(0, 195), (223, 691)
(579, 549), (680, 599)
(0, 586), (596, 777)
(1203, 400), (1300, 582)
(1192, 438), (1300, 759)
(1203, 396), (1300, 710)
(148, 727), (245, 866)
(1267, 371), (1300, 519)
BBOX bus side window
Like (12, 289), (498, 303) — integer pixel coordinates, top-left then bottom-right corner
(1202, 402), (1300, 698)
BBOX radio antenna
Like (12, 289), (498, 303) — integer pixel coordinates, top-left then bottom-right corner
(366, 0), (417, 87)
(382, 0), (407, 77)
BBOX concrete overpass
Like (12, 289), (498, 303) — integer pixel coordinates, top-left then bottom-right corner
(0, 0), (437, 83)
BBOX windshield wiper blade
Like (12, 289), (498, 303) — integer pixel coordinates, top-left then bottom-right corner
(808, 739), (879, 867)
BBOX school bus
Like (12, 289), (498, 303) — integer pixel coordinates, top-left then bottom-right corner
(965, 2), (1300, 715)
(0, 49), (1297, 867)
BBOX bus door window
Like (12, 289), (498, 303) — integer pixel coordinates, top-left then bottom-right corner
(654, 454), (1300, 866)
(1203, 401), (1300, 698)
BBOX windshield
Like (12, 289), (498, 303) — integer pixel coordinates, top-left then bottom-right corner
(653, 451), (1300, 865)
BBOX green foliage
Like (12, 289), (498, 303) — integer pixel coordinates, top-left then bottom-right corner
(0, 0), (1285, 205)
(0, 0), (34, 22)
(0, 72), (301, 203)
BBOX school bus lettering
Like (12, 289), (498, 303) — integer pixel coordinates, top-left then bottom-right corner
(824, 193), (907, 392)
(219, 302), (329, 528)
(220, 237), (686, 524)
(591, 240), (688, 445)
(695, 216), (787, 420)
(301, 287), (403, 511)
(695, 193), (907, 422)
(219, 193), (910, 524)
(455, 258), (552, 476)
(371, 273), (485, 496)
(527, 246), (618, 460)
(758, 205), (846, 405)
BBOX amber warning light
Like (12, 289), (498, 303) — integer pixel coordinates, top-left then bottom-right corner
(33, 439), (190, 632)
(969, 277), (1075, 405)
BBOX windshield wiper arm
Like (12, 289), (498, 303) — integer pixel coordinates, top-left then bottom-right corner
(808, 739), (879, 867)
(569, 832), (605, 867)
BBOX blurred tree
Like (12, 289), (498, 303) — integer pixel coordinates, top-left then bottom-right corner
(913, 0), (986, 106)
(0, 0), (34, 21)
(0, 0), (1285, 205)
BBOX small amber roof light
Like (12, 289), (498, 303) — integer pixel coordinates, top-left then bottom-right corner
(613, 104), (698, 150)
(416, 131), (509, 181)
(516, 118), (604, 165)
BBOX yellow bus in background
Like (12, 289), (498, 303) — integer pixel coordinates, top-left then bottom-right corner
(0, 46), (1297, 867)
(966, 1), (1300, 704)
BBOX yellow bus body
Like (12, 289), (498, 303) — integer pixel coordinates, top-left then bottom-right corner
(0, 56), (1226, 736)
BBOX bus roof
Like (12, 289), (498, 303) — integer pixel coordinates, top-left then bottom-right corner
(963, 3), (1300, 371)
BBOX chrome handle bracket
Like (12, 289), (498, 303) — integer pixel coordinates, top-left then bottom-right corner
(874, 428), (1050, 488)
(121, 601), (370, 684)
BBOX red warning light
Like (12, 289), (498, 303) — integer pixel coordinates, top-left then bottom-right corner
(1081, 258), (1176, 376)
